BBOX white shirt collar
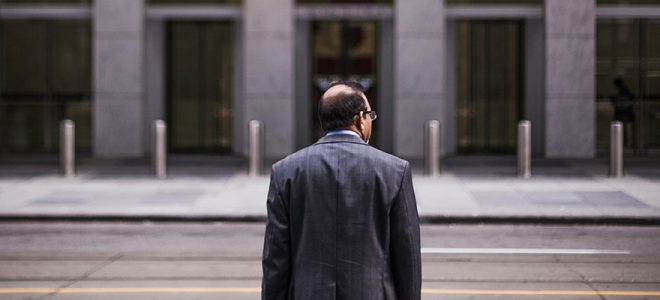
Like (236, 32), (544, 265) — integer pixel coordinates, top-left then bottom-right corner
(325, 130), (360, 138)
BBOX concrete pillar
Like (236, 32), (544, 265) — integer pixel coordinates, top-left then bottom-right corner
(378, 19), (394, 154)
(544, 0), (595, 158)
(93, 0), (145, 157)
(294, 20), (311, 151)
(525, 18), (545, 156)
(243, 0), (294, 158)
(144, 20), (165, 155)
(394, 0), (445, 159)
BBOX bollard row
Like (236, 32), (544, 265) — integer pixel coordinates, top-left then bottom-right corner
(55, 119), (626, 179)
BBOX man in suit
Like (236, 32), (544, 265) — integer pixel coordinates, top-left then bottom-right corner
(262, 81), (421, 300)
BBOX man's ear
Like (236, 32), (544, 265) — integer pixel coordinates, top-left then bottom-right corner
(355, 113), (365, 127)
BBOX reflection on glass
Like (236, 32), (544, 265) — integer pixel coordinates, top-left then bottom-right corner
(0, 0), (90, 3)
(168, 22), (233, 153)
(298, 0), (391, 3)
(455, 20), (523, 153)
(597, 0), (660, 4)
(447, 0), (541, 3)
(148, 0), (240, 3)
(0, 20), (91, 153)
(596, 19), (660, 153)
(311, 21), (379, 145)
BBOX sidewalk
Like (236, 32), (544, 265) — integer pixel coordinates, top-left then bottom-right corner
(1, 156), (659, 223)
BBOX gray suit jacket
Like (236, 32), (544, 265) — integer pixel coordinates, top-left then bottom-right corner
(262, 133), (421, 300)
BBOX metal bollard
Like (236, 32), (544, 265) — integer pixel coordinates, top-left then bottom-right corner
(610, 121), (623, 178)
(60, 120), (75, 177)
(152, 120), (167, 178)
(248, 120), (264, 176)
(517, 120), (531, 178)
(424, 120), (441, 176)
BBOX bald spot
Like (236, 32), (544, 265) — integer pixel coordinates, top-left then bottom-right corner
(320, 84), (365, 109)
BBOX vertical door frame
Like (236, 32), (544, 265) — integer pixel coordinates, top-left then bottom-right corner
(145, 5), (241, 155)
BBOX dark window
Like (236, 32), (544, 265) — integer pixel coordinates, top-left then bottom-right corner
(597, 0), (660, 4)
(447, 0), (541, 4)
(596, 19), (660, 154)
(0, 0), (90, 3)
(298, 0), (391, 4)
(148, 0), (240, 4)
(0, 20), (92, 154)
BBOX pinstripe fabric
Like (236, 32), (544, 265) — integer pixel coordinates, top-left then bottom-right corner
(262, 134), (421, 300)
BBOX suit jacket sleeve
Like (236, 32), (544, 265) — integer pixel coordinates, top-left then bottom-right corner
(389, 162), (422, 300)
(262, 169), (291, 300)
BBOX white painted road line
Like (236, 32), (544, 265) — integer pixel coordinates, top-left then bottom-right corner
(421, 248), (631, 255)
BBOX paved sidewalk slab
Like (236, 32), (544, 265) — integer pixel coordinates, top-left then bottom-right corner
(1, 157), (659, 223)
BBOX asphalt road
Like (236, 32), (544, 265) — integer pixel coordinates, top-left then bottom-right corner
(0, 222), (659, 299)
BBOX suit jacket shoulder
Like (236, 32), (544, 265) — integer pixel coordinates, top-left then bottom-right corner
(272, 135), (408, 187)
(270, 134), (409, 209)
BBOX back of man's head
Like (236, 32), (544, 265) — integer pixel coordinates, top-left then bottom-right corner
(317, 81), (366, 132)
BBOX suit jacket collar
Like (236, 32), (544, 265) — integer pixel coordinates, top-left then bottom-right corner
(315, 133), (368, 145)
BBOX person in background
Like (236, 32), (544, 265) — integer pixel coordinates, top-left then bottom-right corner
(611, 77), (635, 146)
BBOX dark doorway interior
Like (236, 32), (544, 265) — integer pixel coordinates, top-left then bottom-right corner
(596, 19), (660, 155)
(455, 20), (524, 154)
(0, 20), (91, 154)
(166, 21), (233, 154)
(310, 20), (379, 147)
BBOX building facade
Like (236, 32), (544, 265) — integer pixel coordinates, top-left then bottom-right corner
(1, 0), (659, 160)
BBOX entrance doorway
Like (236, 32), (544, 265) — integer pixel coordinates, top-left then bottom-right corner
(310, 20), (379, 146)
(596, 19), (660, 155)
(166, 21), (233, 153)
(455, 20), (524, 153)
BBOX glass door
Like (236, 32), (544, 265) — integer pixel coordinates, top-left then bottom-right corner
(596, 19), (660, 155)
(0, 20), (92, 154)
(455, 20), (524, 153)
(167, 21), (233, 153)
(310, 20), (379, 146)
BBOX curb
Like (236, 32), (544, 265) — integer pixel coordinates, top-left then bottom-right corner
(0, 215), (267, 223)
(418, 215), (660, 226)
(1, 214), (660, 226)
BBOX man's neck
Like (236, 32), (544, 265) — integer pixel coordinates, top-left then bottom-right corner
(325, 128), (361, 138)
